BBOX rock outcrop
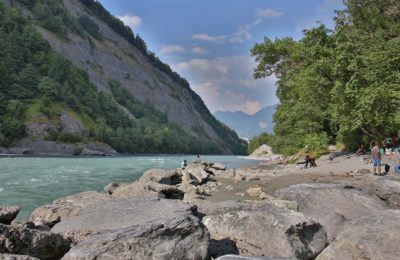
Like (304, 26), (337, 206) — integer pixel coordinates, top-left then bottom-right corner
(0, 254), (39, 260)
(0, 206), (20, 225)
(275, 183), (385, 242)
(0, 224), (70, 260)
(202, 204), (327, 259)
(358, 175), (400, 209)
(51, 198), (198, 243)
(139, 168), (181, 185)
(62, 214), (209, 260)
(317, 210), (400, 260)
(7, 141), (118, 156)
(29, 191), (111, 227)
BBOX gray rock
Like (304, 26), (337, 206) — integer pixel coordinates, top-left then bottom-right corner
(52, 198), (197, 243)
(316, 210), (400, 260)
(0, 224), (70, 260)
(0, 206), (20, 225)
(359, 175), (400, 209)
(202, 204), (327, 259)
(29, 191), (111, 227)
(139, 168), (181, 185)
(216, 256), (293, 260)
(104, 182), (120, 195)
(0, 254), (39, 260)
(0, 147), (9, 154)
(60, 112), (88, 136)
(110, 180), (184, 199)
(62, 214), (209, 260)
(275, 183), (385, 242)
(211, 163), (227, 170)
(9, 141), (118, 156)
(25, 121), (56, 139)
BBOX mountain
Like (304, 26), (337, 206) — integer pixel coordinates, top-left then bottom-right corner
(214, 105), (276, 139)
(0, 0), (247, 155)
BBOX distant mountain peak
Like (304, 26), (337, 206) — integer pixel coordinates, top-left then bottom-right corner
(214, 105), (276, 139)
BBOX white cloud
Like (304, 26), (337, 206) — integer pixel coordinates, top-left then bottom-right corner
(160, 45), (185, 54)
(175, 56), (278, 114)
(256, 8), (283, 18)
(192, 47), (207, 54)
(117, 14), (142, 28)
(191, 34), (226, 42)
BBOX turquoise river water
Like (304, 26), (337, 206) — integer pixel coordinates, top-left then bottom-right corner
(0, 155), (261, 219)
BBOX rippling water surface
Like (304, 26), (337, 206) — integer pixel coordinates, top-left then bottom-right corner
(0, 155), (260, 219)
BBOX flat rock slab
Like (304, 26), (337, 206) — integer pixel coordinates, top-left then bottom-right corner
(62, 214), (209, 260)
(316, 210), (400, 260)
(29, 191), (111, 227)
(202, 204), (327, 259)
(275, 183), (385, 242)
(0, 254), (39, 260)
(0, 224), (70, 260)
(52, 198), (196, 243)
(0, 206), (20, 225)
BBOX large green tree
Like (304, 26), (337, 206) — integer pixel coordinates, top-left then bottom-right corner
(252, 0), (400, 154)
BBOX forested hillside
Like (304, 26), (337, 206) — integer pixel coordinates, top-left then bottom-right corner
(0, 1), (247, 154)
(252, 0), (400, 155)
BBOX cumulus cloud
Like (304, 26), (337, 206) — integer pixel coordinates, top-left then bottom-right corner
(117, 14), (142, 28)
(191, 34), (226, 42)
(160, 45), (185, 54)
(175, 56), (278, 114)
(256, 8), (283, 18)
(192, 47), (207, 54)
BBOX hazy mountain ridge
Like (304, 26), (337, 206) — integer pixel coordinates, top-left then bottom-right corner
(214, 105), (276, 139)
(0, 0), (246, 154)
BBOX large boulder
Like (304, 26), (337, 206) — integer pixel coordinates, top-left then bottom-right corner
(52, 198), (197, 243)
(0, 206), (20, 225)
(202, 204), (327, 259)
(316, 210), (400, 260)
(29, 191), (110, 227)
(62, 214), (209, 260)
(139, 168), (181, 185)
(358, 175), (400, 209)
(0, 255), (39, 260)
(110, 181), (184, 199)
(275, 183), (385, 242)
(0, 224), (70, 260)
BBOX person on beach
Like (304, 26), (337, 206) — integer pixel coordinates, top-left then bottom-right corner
(181, 159), (187, 170)
(195, 155), (201, 163)
(371, 143), (382, 175)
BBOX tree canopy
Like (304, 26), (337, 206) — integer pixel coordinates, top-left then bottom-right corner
(251, 0), (400, 154)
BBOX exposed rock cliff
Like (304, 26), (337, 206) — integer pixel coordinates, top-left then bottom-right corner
(3, 0), (246, 154)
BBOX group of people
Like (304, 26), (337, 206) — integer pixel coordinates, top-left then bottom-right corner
(297, 146), (317, 168)
(370, 142), (400, 175)
(180, 155), (201, 170)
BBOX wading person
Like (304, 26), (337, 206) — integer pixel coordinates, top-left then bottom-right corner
(371, 143), (382, 175)
(181, 159), (187, 170)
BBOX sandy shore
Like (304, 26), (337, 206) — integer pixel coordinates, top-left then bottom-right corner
(205, 153), (398, 202)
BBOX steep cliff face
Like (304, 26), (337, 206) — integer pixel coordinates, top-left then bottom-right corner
(32, 0), (241, 152)
(1, 0), (247, 154)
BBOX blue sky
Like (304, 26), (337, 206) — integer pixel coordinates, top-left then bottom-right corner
(98, 0), (344, 114)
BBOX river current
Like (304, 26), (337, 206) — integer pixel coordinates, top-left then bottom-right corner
(0, 155), (261, 219)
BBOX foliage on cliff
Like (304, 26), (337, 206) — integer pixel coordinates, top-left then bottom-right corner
(252, 0), (400, 154)
(0, 3), (245, 154)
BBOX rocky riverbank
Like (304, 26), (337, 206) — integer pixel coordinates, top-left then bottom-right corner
(1, 155), (400, 259)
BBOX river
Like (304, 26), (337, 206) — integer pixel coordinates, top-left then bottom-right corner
(0, 155), (262, 219)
